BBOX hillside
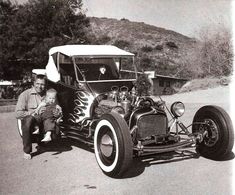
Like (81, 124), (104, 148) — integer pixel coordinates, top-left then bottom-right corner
(88, 17), (197, 78)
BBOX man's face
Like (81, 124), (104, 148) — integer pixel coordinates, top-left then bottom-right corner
(34, 78), (46, 95)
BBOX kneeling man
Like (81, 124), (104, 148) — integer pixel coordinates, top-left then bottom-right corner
(15, 74), (60, 160)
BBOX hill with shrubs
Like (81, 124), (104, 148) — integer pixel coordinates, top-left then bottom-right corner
(1, 0), (232, 82)
(87, 17), (233, 80)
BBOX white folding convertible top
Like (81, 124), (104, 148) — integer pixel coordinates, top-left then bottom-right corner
(48, 45), (134, 57)
(46, 45), (134, 82)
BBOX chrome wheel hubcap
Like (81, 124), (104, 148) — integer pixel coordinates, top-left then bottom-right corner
(100, 134), (114, 157)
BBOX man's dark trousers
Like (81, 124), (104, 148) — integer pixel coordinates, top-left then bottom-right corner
(21, 115), (41, 154)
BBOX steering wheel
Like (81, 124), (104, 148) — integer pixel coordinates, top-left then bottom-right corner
(137, 97), (154, 107)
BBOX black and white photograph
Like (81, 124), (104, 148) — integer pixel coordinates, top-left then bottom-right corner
(0, 0), (234, 194)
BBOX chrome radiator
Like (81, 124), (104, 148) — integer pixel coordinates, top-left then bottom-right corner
(136, 113), (167, 139)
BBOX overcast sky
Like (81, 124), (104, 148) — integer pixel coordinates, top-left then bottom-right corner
(16, 0), (233, 38)
(83, 0), (233, 38)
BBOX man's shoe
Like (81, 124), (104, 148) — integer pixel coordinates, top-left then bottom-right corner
(23, 152), (32, 160)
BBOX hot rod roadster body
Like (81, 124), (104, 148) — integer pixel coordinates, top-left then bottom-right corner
(18, 45), (234, 177)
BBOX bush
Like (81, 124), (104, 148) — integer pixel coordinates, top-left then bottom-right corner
(141, 45), (153, 52)
(97, 35), (111, 44)
(139, 57), (153, 70)
(155, 45), (163, 51)
(113, 40), (130, 49)
(120, 18), (129, 22)
(166, 41), (178, 49)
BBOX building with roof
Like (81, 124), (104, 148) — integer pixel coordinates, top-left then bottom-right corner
(145, 71), (188, 95)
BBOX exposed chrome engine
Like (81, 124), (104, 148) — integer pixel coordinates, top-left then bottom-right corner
(95, 85), (167, 144)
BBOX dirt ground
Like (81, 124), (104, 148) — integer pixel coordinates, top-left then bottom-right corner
(0, 85), (234, 195)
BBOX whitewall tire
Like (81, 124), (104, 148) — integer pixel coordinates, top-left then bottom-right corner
(94, 112), (133, 177)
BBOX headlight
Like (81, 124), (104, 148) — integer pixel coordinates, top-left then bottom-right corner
(171, 101), (185, 117)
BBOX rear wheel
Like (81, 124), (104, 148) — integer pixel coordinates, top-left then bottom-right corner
(192, 105), (234, 160)
(94, 112), (133, 177)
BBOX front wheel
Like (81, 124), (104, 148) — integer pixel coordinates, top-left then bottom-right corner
(192, 105), (234, 160)
(94, 112), (133, 177)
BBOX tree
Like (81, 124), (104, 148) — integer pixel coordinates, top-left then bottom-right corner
(0, 0), (19, 78)
(0, 0), (90, 80)
(134, 73), (152, 96)
(198, 29), (233, 77)
(181, 27), (233, 78)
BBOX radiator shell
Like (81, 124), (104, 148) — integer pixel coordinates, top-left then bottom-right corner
(137, 114), (167, 139)
(130, 107), (168, 140)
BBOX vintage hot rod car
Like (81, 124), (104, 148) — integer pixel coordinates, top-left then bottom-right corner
(18, 45), (234, 177)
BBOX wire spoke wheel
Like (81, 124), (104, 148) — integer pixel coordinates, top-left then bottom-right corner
(199, 119), (219, 147)
(193, 106), (234, 160)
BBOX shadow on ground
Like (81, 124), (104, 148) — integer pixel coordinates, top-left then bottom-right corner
(218, 152), (235, 161)
(31, 136), (234, 179)
(122, 149), (200, 178)
(31, 137), (93, 157)
(30, 137), (199, 178)
(31, 138), (72, 157)
(206, 151), (235, 161)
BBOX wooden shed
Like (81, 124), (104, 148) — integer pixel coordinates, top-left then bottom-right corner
(145, 71), (188, 95)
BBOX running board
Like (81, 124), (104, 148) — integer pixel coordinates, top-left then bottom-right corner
(66, 134), (94, 146)
(134, 139), (195, 155)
